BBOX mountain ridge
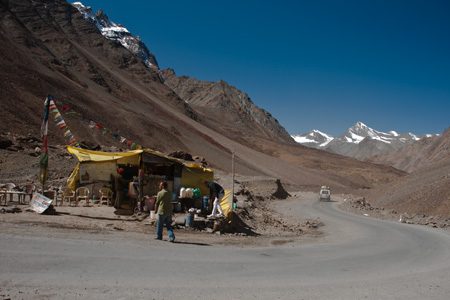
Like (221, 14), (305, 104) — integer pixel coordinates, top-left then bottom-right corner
(160, 68), (294, 144)
(2, 0), (449, 220)
(72, 2), (159, 70)
(293, 121), (438, 163)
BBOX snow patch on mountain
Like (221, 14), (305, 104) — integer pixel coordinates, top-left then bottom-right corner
(292, 129), (334, 147)
(292, 121), (438, 160)
(72, 2), (159, 69)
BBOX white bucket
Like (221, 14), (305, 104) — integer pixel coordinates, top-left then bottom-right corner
(150, 210), (157, 220)
(186, 188), (194, 198)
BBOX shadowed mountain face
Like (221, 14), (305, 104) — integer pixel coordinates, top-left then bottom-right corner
(0, 0), (408, 196)
(160, 68), (294, 144)
(0, 0), (196, 152)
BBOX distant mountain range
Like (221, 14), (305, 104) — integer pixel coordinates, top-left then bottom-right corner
(292, 122), (437, 161)
(3, 0), (450, 219)
(71, 2), (438, 163)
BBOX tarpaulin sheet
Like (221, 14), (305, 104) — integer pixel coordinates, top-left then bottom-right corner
(181, 165), (214, 197)
(67, 163), (79, 190)
(67, 146), (142, 162)
(67, 147), (214, 194)
(221, 189), (233, 221)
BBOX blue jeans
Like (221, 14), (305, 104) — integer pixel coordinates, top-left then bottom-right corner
(156, 214), (175, 240)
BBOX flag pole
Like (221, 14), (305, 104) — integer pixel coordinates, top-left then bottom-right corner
(232, 150), (235, 205)
(39, 95), (51, 194)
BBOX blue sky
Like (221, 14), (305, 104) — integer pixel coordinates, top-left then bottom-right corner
(79, 0), (450, 136)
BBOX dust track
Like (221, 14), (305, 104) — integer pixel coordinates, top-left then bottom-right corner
(2, 194), (450, 299)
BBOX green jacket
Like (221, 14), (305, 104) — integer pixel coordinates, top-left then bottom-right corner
(155, 188), (172, 215)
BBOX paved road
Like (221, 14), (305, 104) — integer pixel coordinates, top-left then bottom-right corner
(2, 193), (450, 299)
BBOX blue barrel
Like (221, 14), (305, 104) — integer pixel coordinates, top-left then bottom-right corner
(185, 213), (194, 227)
(202, 196), (210, 210)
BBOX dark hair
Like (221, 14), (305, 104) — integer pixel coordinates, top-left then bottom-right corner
(202, 180), (208, 185)
(161, 181), (168, 188)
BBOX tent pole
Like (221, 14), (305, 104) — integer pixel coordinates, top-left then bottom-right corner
(232, 151), (235, 199)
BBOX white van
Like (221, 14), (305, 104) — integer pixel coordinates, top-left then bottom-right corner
(319, 186), (331, 201)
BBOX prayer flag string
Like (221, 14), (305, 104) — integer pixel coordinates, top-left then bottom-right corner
(49, 99), (143, 150)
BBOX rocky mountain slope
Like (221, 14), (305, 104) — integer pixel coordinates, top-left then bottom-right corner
(2, 0), (449, 220)
(72, 2), (159, 70)
(160, 68), (294, 144)
(366, 147), (450, 217)
(368, 127), (450, 173)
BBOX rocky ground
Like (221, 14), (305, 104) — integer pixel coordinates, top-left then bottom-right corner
(0, 186), (323, 248)
(338, 196), (450, 230)
(2, 130), (449, 249)
(0, 131), (324, 247)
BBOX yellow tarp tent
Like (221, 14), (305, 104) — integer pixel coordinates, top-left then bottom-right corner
(67, 147), (143, 162)
(66, 146), (214, 197)
(67, 147), (143, 190)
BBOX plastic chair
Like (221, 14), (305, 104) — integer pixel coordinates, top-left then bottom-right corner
(1, 183), (16, 190)
(75, 187), (90, 207)
(61, 187), (75, 206)
(98, 188), (113, 207)
(1, 183), (16, 203)
(0, 187), (6, 205)
(20, 184), (36, 204)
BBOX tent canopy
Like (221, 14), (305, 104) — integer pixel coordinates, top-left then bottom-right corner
(67, 147), (143, 162)
(66, 146), (214, 196)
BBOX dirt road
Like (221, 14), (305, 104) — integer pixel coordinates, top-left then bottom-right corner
(2, 193), (450, 299)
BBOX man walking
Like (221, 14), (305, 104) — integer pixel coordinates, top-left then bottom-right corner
(154, 181), (175, 242)
(203, 180), (224, 218)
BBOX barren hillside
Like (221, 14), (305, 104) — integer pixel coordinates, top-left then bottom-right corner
(366, 157), (450, 217)
(0, 0), (408, 197)
(368, 127), (450, 173)
(4, 0), (450, 223)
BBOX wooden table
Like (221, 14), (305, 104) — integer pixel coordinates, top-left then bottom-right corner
(1, 190), (26, 205)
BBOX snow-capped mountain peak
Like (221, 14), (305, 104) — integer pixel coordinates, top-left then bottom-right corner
(72, 2), (159, 69)
(292, 122), (438, 161)
(292, 129), (334, 147)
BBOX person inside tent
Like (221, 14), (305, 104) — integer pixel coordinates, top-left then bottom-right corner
(114, 168), (127, 209)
